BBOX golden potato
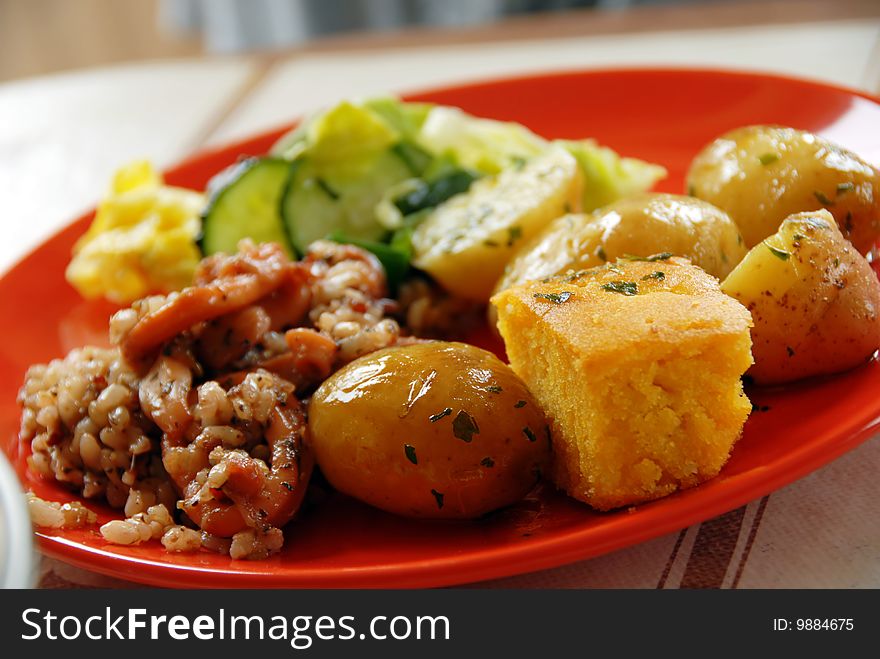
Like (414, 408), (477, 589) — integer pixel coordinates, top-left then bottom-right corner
(411, 147), (581, 301)
(721, 210), (880, 384)
(687, 125), (880, 253)
(308, 342), (551, 518)
(495, 193), (747, 295)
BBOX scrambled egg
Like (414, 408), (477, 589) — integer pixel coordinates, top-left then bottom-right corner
(66, 161), (204, 304)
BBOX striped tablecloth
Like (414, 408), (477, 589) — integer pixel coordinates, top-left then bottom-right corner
(4, 5), (879, 588)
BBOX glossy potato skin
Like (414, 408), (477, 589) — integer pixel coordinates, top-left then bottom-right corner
(308, 342), (551, 518)
(687, 125), (880, 253)
(495, 193), (747, 295)
(721, 210), (880, 384)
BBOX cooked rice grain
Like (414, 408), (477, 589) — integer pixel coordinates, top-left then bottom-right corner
(26, 492), (97, 529)
(18, 347), (171, 510)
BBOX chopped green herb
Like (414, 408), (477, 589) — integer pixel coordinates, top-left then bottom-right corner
(483, 240), (500, 247)
(836, 182), (855, 194)
(737, 234), (744, 246)
(803, 216), (829, 230)
(404, 444), (418, 465)
(764, 242), (791, 261)
(523, 427), (538, 442)
(563, 202), (572, 214)
(506, 225), (523, 247)
(758, 152), (780, 165)
(480, 457), (495, 468)
(786, 346), (795, 357)
(514, 400), (527, 409)
(596, 246), (608, 262)
(429, 407), (452, 423)
(641, 271), (666, 281)
(606, 263), (624, 275)
(601, 280), (639, 296)
(533, 291), (573, 304)
(814, 190), (834, 206)
(430, 489), (444, 509)
(687, 184), (696, 197)
(315, 178), (340, 200)
(452, 411), (480, 442)
(721, 251), (728, 264)
(620, 252), (673, 262)
(486, 385), (503, 393)
(792, 234), (805, 241)
(563, 269), (593, 283)
(511, 156), (527, 171)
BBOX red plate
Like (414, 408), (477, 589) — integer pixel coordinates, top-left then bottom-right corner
(3, 68), (880, 588)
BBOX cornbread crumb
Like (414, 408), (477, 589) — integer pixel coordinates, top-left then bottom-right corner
(492, 257), (753, 510)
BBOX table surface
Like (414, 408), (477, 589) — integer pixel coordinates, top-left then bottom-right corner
(4, 0), (880, 588)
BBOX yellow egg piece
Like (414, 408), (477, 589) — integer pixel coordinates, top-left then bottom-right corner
(66, 161), (204, 304)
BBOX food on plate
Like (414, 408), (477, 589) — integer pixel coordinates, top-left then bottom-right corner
(308, 341), (551, 518)
(492, 257), (753, 510)
(201, 157), (295, 256)
(17, 90), (880, 565)
(721, 210), (880, 385)
(99, 503), (201, 554)
(20, 239), (406, 558)
(411, 147), (582, 301)
(19, 346), (177, 514)
(555, 140), (667, 212)
(26, 492), (97, 529)
(686, 125), (880, 253)
(66, 98), (664, 306)
(66, 160), (204, 304)
(495, 193), (747, 297)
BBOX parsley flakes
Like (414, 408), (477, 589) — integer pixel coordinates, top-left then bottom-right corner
(533, 291), (573, 304)
(452, 411), (480, 442)
(600, 281), (639, 296)
(764, 242), (791, 261)
(429, 407), (452, 422)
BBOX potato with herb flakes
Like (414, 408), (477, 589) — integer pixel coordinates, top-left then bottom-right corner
(495, 193), (747, 296)
(686, 125), (880, 253)
(308, 342), (551, 518)
(410, 147), (581, 302)
(721, 209), (880, 385)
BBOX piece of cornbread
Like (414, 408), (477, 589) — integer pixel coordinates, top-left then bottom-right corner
(491, 257), (753, 510)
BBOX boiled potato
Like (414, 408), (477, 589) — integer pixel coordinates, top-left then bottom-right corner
(308, 341), (551, 518)
(721, 209), (880, 384)
(495, 193), (747, 295)
(687, 125), (880, 253)
(411, 147), (581, 301)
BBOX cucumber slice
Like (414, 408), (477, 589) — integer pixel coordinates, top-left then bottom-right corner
(200, 157), (293, 256)
(281, 149), (413, 254)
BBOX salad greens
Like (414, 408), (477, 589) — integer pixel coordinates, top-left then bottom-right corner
(201, 97), (666, 289)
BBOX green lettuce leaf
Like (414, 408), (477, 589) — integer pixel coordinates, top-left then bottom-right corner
(555, 139), (667, 212)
